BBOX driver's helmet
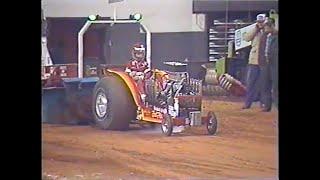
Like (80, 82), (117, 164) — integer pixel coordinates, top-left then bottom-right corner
(132, 43), (145, 61)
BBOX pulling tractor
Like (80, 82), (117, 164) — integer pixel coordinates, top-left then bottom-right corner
(44, 15), (218, 136)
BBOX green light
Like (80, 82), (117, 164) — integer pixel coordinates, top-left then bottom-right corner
(132, 13), (142, 21)
(88, 15), (97, 21)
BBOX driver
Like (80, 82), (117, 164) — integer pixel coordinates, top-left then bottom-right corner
(125, 43), (150, 99)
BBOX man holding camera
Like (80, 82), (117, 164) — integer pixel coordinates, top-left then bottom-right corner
(242, 14), (268, 109)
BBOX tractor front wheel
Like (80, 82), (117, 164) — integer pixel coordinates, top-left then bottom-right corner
(161, 114), (173, 136)
(206, 111), (218, 135)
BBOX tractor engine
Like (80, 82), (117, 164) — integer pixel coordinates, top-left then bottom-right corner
(145, 70), (202, 120)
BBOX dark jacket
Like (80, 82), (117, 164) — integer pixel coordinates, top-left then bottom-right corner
(266, 31), (278, 66)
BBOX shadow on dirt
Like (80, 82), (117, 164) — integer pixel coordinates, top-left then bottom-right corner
(128, 124), (217, 137)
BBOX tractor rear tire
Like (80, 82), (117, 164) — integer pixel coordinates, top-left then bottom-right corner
(206, 111), (218, 135)
(92, 75), (137, 130)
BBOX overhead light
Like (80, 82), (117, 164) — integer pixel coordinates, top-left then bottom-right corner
(88, 15), (98, 21)
(130, 13), (143, 21)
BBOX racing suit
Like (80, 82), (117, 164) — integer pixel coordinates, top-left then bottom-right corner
(125, 59), (149, 94)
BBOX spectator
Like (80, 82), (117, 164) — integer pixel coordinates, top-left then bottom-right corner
(242, 14), (267, 109)
(263, 18), (278, 110)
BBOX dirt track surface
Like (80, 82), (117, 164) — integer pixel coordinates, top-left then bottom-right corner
(42, 98), (278, 180)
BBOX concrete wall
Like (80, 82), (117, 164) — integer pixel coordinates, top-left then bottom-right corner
(42, 0), (204, 32)
(193, 0), (278, 13)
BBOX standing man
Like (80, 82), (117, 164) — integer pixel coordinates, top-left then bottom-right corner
(242, 14), (267, 109)
(264, 18), (278, 110)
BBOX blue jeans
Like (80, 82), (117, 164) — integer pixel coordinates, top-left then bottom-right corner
(270, 62), (278, 109)
(260, 65), (272, 110)
(244, 64), (261, 107)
